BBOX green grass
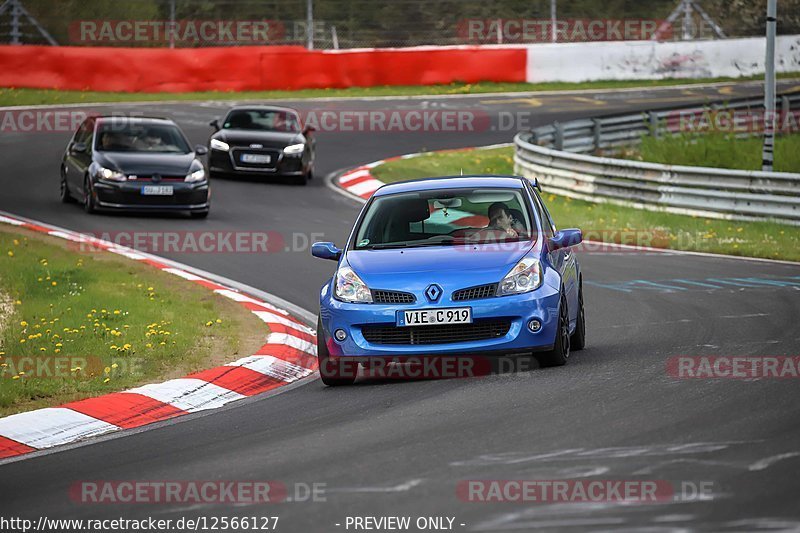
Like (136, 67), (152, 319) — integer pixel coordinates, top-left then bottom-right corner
(371, 146), (800, 262)
(0, 227), (263, 416)
(2, 73), (798, 106)
(625, 132), (800, 173)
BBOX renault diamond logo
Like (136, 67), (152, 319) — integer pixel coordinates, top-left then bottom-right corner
(250, 143), (263, 149)
(425, 284), (442, 302)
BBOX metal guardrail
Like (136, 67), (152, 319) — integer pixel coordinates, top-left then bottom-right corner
(514, 93), (800, 225)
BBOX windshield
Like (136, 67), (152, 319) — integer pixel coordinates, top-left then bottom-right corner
(222, 109), (301, 133)
(95, 122), (191, 153)
(353, 187), (536, 250)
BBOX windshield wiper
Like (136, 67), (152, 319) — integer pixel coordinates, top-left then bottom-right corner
(364, 240), (456, 250)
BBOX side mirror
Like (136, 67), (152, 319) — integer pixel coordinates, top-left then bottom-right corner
(194, 144), (208, 156)
(311, 242), (342, 261)
(303, 125), (316, 135)
(549, 228), (582, 251)
(209, 119), (220, 131)
(71, 142), (87, 153)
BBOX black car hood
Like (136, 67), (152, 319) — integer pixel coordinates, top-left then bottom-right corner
(213, 129), (303, 149)
(96, 151), (196, 176)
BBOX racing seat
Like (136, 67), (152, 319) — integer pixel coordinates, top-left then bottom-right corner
(382, 197), (430, 243)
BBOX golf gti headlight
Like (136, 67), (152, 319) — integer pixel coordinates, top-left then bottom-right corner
(334, 265), (373, 303)
(185, 167), (206, 182)
(209, 138), (229, 151)
(283, 143), (305, 155)
(96, 166), (127, 182)
(497, 257), (542, 295)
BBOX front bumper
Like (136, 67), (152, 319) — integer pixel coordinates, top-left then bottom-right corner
(94, 180), (210, 212)
(320, 282), (561, 358)
(209, 148), (306, 176)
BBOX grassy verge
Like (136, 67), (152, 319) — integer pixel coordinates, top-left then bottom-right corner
(370, 146), (800, 262)
(2, 73), (798, 106)
(622, 133), (800, 173)
(0, 226), (267, 416)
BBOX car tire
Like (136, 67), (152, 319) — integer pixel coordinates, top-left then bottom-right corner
(317, 317), (357, 386)
(570, 279), (586, 351)
(60, 171), (74, 203)
(537, 292), (570, 367)
(190, 209), (209, 219)
(83, 176), (96, 214)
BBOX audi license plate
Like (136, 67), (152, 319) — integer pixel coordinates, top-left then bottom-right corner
(241, 153), (271, 164)
(397, 307), (472, 327)
(141, 185), (173, 196)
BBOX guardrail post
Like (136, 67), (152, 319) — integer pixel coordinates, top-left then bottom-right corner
(649, 111), (660, 138)
(592, 119), (601, 151)
(554, 121), (564, 151)
(781, 95), (790, 118)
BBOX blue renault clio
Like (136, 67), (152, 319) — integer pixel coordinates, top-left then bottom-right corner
(312, 175), (585, 385)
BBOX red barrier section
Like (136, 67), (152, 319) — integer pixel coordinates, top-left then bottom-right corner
(0, 45), (526, 93)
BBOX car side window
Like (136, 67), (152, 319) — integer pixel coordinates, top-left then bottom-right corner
(73, 120), (91, 144)
(532, 188), (557, 237)
(526, 182), (554, 239)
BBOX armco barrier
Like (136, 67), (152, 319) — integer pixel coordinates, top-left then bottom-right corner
(0, 45), (527, 92)
(514, 93), (800, 225)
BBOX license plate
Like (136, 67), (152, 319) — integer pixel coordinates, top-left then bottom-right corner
(241, 153), (271, 164)
(397, 307), (472, 327)
(141, 185), (173, 196)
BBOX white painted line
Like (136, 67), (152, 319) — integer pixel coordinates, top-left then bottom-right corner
(0, 215), (25, 226)
(339, 169), (371, 184)
(227, 355), (313, 382)
(348, 178), (384, 197)
(127, 379), (246, 412)
(253, 311), (315, 335)
(267, 333), (318, 356)
(162, 268), (207, 281)
(0, 408), (119, 449)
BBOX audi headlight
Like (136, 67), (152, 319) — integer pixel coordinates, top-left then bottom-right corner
(210, 138), (229, 152)
(334, 265), (373, 303)
(283, 143), (305, 155)
(497, 257), (542, 296)
(185, 168), (206, 182)
(96, 166), (127, 182)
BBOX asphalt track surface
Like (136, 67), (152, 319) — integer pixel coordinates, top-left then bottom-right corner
(1, 81), (799, 532)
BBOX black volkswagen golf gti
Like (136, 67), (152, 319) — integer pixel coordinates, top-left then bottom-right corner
(207, 106), (315, 185)
(60, 116), (211, 218)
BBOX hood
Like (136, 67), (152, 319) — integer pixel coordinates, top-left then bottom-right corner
(345, 242), (535, 293)
(96, 151), (196, 177)
(214, 129), (303, 149)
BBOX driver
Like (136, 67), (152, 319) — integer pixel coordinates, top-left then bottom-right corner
(487, 202), (519, 238)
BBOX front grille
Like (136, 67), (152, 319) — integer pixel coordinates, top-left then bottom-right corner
(361, 319), (511, 345)
(453, 283), (497, 301)
(372, 290), (416, 304)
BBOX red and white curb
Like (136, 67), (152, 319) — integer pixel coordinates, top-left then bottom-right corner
(0, 212), (318, 460)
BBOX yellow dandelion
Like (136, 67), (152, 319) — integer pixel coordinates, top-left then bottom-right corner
(19, 339), (26, 344)
(20, 320), (28, 327)
(104, 378), (110, 383)
(216, 319), (222, 324)
(111, 363), (118, 369)
(104, 367), (111, 374)
(7, 251), (13, 257)
(54, 349), (61, 353)
(12, 375), (19, 380)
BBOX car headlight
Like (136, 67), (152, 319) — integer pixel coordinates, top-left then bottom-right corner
(283, 143), (305, 155)
(185, 168), (206, 182)
(210, 138), (229, 152)
(96, 166), (127, 182)
(334, 265), (373, 303)
(497, 257), (542, 296)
